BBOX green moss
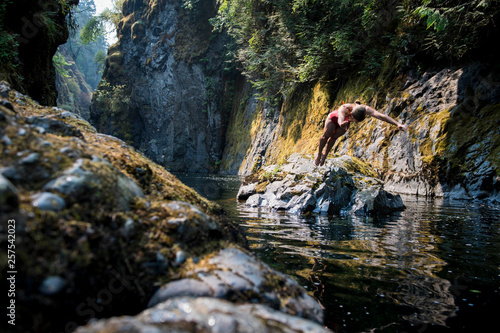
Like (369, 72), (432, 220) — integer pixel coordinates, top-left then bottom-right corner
(255, 180), (269, 193)
(440, 103), (500, 181)
(343, 157), (379, 178)
(220, 83), (261, 173)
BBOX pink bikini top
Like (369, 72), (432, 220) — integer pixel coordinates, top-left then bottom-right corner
(329, 110), (350, 125)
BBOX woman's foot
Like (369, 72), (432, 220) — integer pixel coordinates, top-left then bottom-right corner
(315, 153), (323, 166)
(319, 154), (327, 166)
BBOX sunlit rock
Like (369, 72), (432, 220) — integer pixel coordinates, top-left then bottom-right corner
(239, 154), (405, 216)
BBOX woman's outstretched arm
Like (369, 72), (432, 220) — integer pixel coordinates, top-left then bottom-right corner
(365, 106), (407, 131)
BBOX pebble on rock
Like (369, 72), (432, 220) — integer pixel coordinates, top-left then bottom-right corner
(31, 192), (66, 212)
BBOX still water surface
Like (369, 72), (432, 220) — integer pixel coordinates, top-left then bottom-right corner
(175, 173), (500, 333)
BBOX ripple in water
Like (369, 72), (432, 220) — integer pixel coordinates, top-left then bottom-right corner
(175, 173), (500, 333)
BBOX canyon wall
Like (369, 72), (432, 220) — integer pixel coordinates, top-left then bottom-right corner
(90, 0), (232, 172)
(0, 0), (77, 105)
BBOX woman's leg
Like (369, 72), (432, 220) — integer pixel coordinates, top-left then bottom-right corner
(320, 126), (346, 166)
(316, 114), (336, 166)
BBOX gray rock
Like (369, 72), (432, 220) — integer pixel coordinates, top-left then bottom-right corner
(0, 174), (19, 211)
(166, 201), (219, 244)
(242, 154), (405, 216)
(43, 158), (144, 211)
(89, 0), (229, 173)
(148, 247), (324, 324)
(1, 134), (11, 145)
(174, 250), (187, 265)
(120, 218), (135, 238)
(237, 183), (257, 200)
(26, 116), (84, 139)
(116, 175), (145, 209)
(1, 100), (14, 111)
(246, 194), (262, 207)
(17, 128), (27, 136)
(0, 166), (22, 181)
(43, 174), (88, 197)
(77, 297), (332, 333)
(40, 140), (53, 148)
(19, 152), (41, 165)
(142, 252), (168, 276)
(31, 192), (66, 212)
(148, 279), (213, 307)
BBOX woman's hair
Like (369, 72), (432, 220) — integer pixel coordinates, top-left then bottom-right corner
(352, 105), (366, 122)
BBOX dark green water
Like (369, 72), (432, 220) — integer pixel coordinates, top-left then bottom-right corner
(174, 173), (500, 333)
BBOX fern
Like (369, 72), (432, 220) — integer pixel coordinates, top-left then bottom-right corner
(413, 6), (449, 32)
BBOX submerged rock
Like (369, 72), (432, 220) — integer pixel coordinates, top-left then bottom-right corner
(239, 154), (405, 216)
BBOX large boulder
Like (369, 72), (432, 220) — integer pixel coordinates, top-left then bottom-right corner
(238, 153), (405, 216)
(0, 85), (233, 333)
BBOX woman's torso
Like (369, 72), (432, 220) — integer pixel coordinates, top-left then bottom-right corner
(329, 109), (351, 126)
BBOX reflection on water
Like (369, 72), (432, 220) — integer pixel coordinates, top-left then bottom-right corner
(174, 174), (500, 333)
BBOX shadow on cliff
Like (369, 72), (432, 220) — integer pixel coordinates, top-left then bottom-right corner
(435, 63), (500, 197)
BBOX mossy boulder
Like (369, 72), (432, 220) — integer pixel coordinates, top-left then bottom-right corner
(0, 83), (246, 333)
(148, 246), (324, 324)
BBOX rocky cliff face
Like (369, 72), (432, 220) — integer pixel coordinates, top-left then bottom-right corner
(0, 0), (76, 105)
(56, 45), (93, 119)
(221, 63), (500, 202)
(90, 0), (231, 173)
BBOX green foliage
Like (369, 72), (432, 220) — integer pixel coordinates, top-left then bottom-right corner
(261, 164), (282, 181)
(94, 78), (133, 142)
(0, 31), (18, 63)
(53, 51), (72, 77)
(94, 79), (130, 114)
(413, 5), (449, 31)
(182, 0), (201, 10)
(402, 0), (499, 61)
(80, 16), (105, 45)
(100, 0), (125, 28)
(211, 0), (500, 98)
(94, 50), (107, 75)
(64, 0), (113, 90)
(0, 1), (18, 62)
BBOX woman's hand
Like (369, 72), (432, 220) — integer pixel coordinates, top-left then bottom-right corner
(340, 120), (350, 129)
(397, 124), (408, 132)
